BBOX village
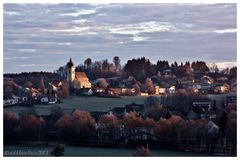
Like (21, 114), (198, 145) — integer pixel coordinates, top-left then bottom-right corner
(4, 58), (236, 104)
(3, 58), (237, 119)
(3, 57), (237, 155)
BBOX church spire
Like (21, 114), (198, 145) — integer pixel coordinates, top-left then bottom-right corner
(67, 57), (74, 67)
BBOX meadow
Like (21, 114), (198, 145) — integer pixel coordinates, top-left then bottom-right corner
(5, 96), (148, 115)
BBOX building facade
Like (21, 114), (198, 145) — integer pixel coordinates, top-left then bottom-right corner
(60, 58), (92, 90)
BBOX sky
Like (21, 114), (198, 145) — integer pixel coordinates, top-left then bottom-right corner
(3, 3), (237, 73)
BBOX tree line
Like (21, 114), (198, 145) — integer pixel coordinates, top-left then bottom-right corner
(55, 56), (236, 82)
(4, 95), (236, 155)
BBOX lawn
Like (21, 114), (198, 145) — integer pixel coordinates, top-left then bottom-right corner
(5, 96), (148, 115)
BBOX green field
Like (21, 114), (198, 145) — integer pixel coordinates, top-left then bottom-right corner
(5, 96), (148, 115)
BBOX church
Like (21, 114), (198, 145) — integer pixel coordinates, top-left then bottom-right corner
(66, 58), (91, 89)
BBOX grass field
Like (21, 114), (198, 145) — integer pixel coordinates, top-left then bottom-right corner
(5, 96), (148, 115)
(5, 93), (233, 116)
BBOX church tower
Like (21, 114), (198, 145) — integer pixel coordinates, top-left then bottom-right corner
(67, 57), (75, 88)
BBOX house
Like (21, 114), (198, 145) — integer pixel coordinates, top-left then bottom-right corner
(80, 88), (93, 96)
(200, 83), (212, 93)
(125, 103), (144, 116)
(200, 113), (216, 120)
(191, 83), (201, 90)
(155, 86), (166, 95)
(168, 86), (176, 94)
(19, 96), (28, 104)
(40, 95), (57, 104)
(207, 121), (219, 135)
(217, 76), (228, 82)
(121, 88), (128, 94)
(110, 107), (126, 118)
(191, 101), (212, 114)
(3, 94), (19, 107)
(200, 75), (214, 84)
(49, 82), (59, 92)
(94, 87), (105, 93)
(90, 111), (108, 122)
(214, 83), (229, 94)
(140, 92), (149, 96)
(163, 69), (172, 75)
(41, 96), (49, 103)
(120, 88), (135, 95)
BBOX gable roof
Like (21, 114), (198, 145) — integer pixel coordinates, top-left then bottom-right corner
(75, 72), (89, 82)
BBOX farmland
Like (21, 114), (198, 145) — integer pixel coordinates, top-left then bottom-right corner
(5, 96), (149, 115)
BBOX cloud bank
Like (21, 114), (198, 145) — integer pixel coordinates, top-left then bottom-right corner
(4, 3), (237, 73)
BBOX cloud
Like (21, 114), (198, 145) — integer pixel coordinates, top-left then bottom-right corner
(4, 56), (29, 60)
(72, 19), (88, 24)
(42, 26), (90, 33)
(109, 21), (175, 35)
(57, 42), (72, 46)
(18, 64), (56, 67)
(4, 11), (21, 16)
(19, 49), (36, 52)
(215, 61), (236, 69)
(108, 21), (175, 42)
(214, 28), (237, 34)
(59, 9), (96, 17)
(97, 13), (107, 16)
(3, 3), (237, 73)
(41, 25), (98, 36)
(132, 36), (150, 42)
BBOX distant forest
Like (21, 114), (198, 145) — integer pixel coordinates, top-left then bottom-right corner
(4, 72), (63, 87)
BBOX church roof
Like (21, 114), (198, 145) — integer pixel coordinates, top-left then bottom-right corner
(67, 58), (74, 67)
(75, 72), (89, 82)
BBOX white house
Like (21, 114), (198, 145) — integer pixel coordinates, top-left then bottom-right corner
(168, 86), (176, 94)
(3, 95), (19, 107)
(41, 96), (57, 104)
(41, 96), (49, 103)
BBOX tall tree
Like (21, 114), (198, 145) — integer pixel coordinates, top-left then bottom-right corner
(84, 58), (92, 70)
(145, 78), (155, 94)
(102, 59), (109, 72)
(19, 115), (40, 137)
(113, 56), (121, 71)
(133, 83), (141, 95)
(39, 77), (45, 94)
